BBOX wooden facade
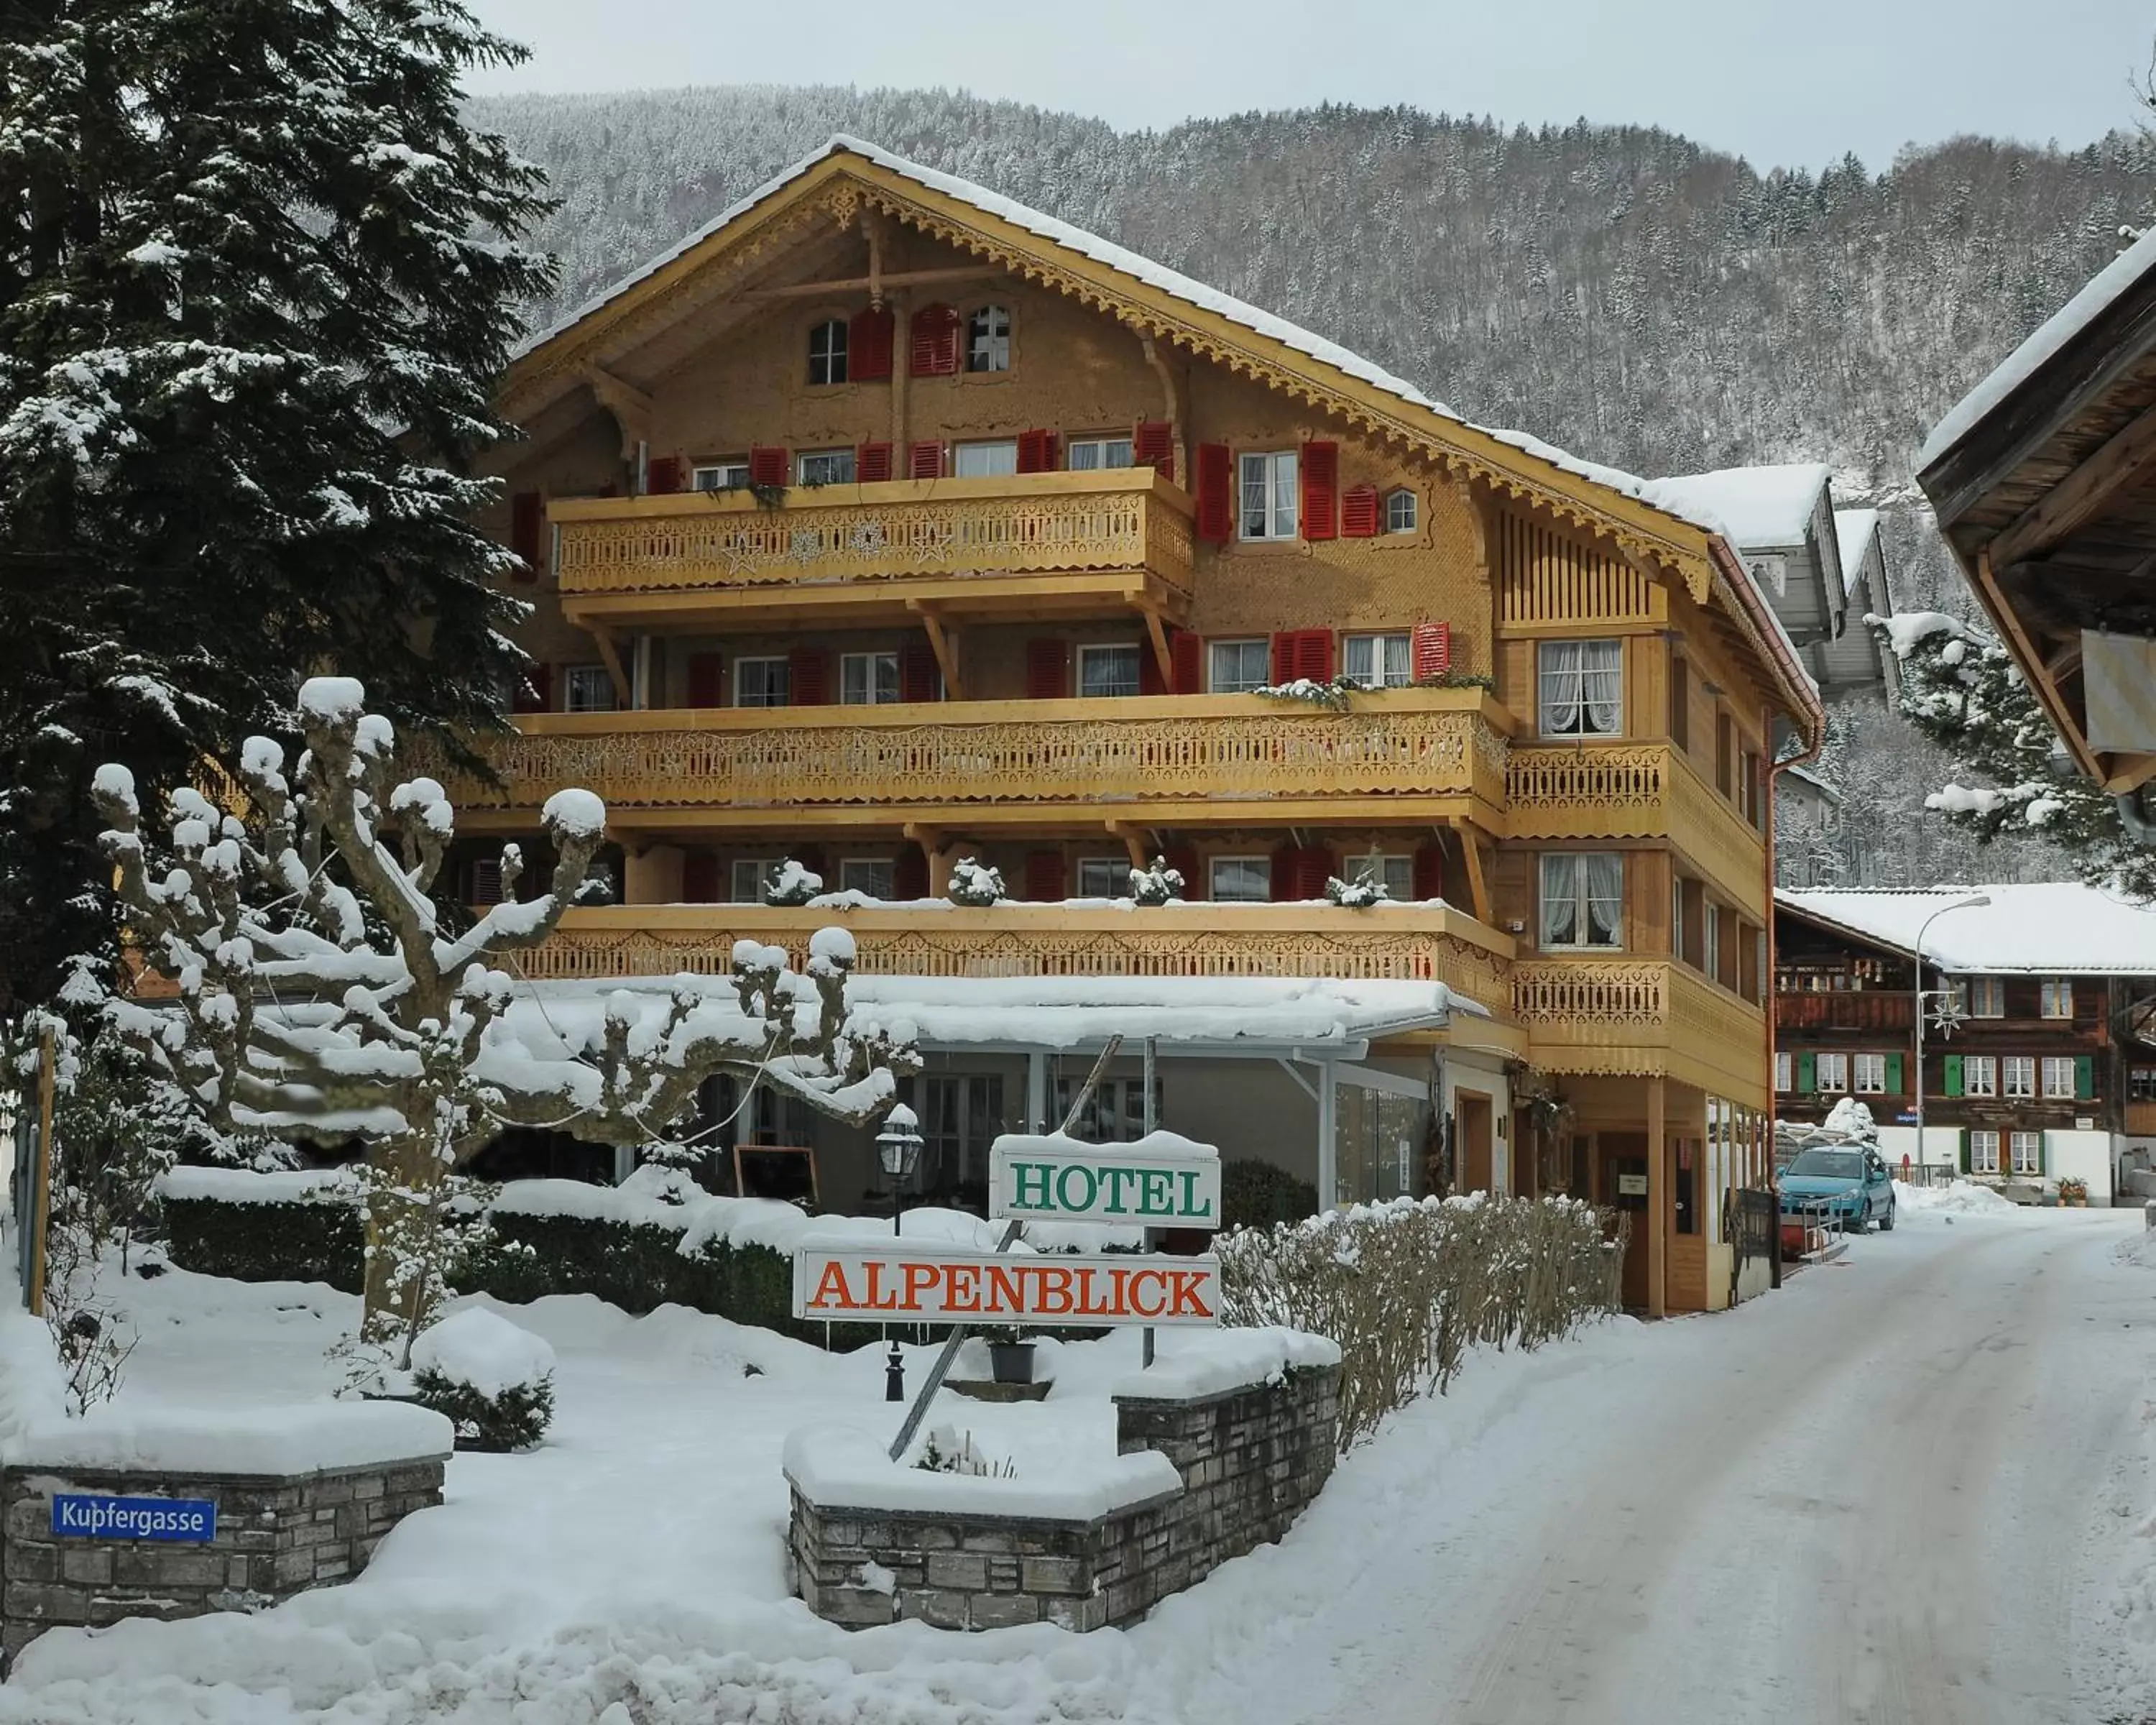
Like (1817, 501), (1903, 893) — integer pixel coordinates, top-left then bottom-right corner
(471, 141), (1820, 1314)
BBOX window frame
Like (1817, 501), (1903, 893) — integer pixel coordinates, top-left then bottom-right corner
(1963, 1053), (1999, 1098)
(1077, 641), (1143, 699)
(1342, 632), (1413, 689)
(692, 460), (751, 492)
(1208, 638), (1271, 694)
(966, 304), (1011, 372)
(1209, 855), (1271, 904)
(1815, 1051), (1848, 1095)
(2002, 1054), (2036, 1099)
(952, 438), (1019, 479)
(1774, 1051), (1794, 1093)
(1067, 435), (1133, 472)
(1076, 857), (1130, 899)
(732, 656), (791, 709)
(795, 447), (857, 487)
(807, 317), (848, 387)
(839, 857), (895, 900)
(1537, 638), (1624, 738)
(730, 858), (775, 904)
(1958, 976), (2006, 1018)
(2040, 978), (2073, 1019)
(1538, 852), (1623, 951)
(1853, 1052), (1887, 1095)
(1383, 488), (1418, 533)
(563, 664), (617, 714)
(2042, 1055), (2076, 1100)
(1238, 449), (1299, 541)
(2009, 1131), (2042, 1176)
(1970, 1129), (2002, 1174)
(840, 650), (900, 707)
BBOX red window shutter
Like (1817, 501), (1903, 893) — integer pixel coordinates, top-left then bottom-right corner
(511, 662), (550, 713)
(1026, 638), (1069, 699)
(1015, 428), (1058, 474)
(647, 456), (683, 496)
(788, 647), (829, 707)
(893, 848), (929, 901)
(1024, 851), (1068, 903)
(1294, 845), (1335, 901)
(1274, 629), (1334, 684)
(908, 440), (945, 480)
(1411, 620), (1452, 681)
(1342, 484), (1381, 538)
(1301, 441), (1339, 540)
(909, 303), (960, 377)
(1194, 443), (1233, 543)
(1133, 420), (1174, 481)
(748, 446), (788, 487)
(901, 640), (939, 703)
(1412, 842), (1445, 902)
(1269, 845), (1298, 902)
(849, 305), (895, 381)
(509, 491), (543, 581)
(1164, 845), (1199, 897)
(686, 652), (724, 708)
(857, 441), (894, 484)
(681, 850), (719, 903)
(1169, 627), (1203, 694)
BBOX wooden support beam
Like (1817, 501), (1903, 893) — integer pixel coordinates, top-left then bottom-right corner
(1457, 826), (1493, 926)
(1139, 334), (1188, 489)
(2099, 751), (2156, 794)
(1978, 548), (2094, 779)
(587, 627), (632, 709)
(1646, 1076), (1667, 1320)
(1992, 393), (2156, 569)
(902, 822), (951, 896)
(1106, 821), (1149, 869)
(579, 363), (652, 461)
(743, 265), (1003, 301)
(909, 603), (966, 700)
(1143, 610), (1174, 687)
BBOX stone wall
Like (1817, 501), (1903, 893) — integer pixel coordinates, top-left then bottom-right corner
(790, 1363), (1338, 1632)
(1, 1456), (446, 1666)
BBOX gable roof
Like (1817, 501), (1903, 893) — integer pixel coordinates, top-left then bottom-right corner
(1777, 883), (2156, 974)
(505, 135), (1820, 737)
(1651, 463), (1835, 549)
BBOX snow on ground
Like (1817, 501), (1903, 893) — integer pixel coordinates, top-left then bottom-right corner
(4, 1201), (2150, 1724)
(1894, 1177), (2020, 1214)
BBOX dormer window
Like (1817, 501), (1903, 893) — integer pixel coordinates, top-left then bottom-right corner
(808, 318), (847, 385)
(967, 305), (1010, 372)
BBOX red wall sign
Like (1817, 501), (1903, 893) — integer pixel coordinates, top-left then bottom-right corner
(791, 1247), (1220, 1327)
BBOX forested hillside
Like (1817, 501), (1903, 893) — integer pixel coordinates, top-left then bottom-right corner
(469, 85), (2156, 885)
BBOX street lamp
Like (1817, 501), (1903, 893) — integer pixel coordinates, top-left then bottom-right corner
(875, 1103), (924, 1404)
(1913, 894), (1990, 1174)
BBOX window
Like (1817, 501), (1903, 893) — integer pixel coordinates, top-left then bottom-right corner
(469, 854), (504, 906)
(1964, 1054), (1999, 1097)
(730, 859), (775, 904)
(807, 318), (847, 385)
(1955, 976), (2005, 1018)
(2041, 979), (2073, 1018)
(1971, 1129), (2001, 1174)
(564, 665), (616, 713)
(1068, 436), (1133, 471)
(1373, 854), (1414, 900)
(1815, 1052), (1848, 1094)
(1053, 1075), (1163, 1144)
(1210, 856), (1270, 903)
(841, 651), (899, 706)
(2134, 1067), (2156, 1102)
(1208, 638), (1270, 693)
(1703, 903), (1722, 982)
(2003, 1054), (2035, 1099)
(1238, 451), (1299, 540)
(2009, 1131), (2042, 1176)
(915, 1075), (1005, 1194)
(2042, 1055), (2077, 1100)
(733, 657), (789, 708)
(693, 461), (750, 491)
(796, 448), (857, 487)
(1384, 489), (1418, 533)
(1077, 857), (1130, 898)
(1854, 1053), (1887, 1094)
(1537, 640), (1623, 737)
(1775, 1051), (1794, 1092)
(967, 305), (1010, 372)
(953, 439), (1018, 478)
(1343, 632), (1412, 689)
(839, 858), (895, 899)
(1077, 643), (1141, 699)
(1539, 852), (1623, 949)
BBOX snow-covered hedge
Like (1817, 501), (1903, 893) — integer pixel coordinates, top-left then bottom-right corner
(162, 1169), (367, 1293)
(1217, 1193), (1622, 1448)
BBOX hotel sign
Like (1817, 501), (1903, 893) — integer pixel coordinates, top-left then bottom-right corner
(989, 1141), (1222, 1228)
(792, 1246), (1220, 1326)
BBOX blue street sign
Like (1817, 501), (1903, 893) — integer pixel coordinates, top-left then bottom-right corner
(51, 1494), (216, 1542)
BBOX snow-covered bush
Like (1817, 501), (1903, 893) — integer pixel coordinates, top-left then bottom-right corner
(1325, 868), (1390, 908)
(1218, 1194), (1621, 1448)
(408, 1309), (556, 1452)
(946, 857), (1007, 906)
(1129, 856), (1186, 906)
(764, 859), (824, 905)
(1820, 1097), (1879, 1144)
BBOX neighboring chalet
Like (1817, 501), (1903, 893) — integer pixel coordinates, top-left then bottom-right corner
(1919, 225), (2156, 821)
(1775, 884), (2156, 1202)
(452, 137), (1822, 1314)
(1830, 508), (1898, 703)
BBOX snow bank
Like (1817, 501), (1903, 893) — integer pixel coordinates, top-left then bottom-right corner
(1894, 1179), (2018, 1215)
(409, 1309), (554, 1399)
(9, 1400), (451, 1476)
(0, 1304), (68, 1460)
(783, 1421), (1181, 1519)
(1111, 1325), (1340, 1402)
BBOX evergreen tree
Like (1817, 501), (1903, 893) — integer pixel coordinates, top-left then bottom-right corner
(0, 1), (556, 1012)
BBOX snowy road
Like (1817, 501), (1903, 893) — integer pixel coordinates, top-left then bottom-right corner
(1180, 1203), (2153, 1725)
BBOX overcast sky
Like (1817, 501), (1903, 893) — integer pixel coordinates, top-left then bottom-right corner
(462, 0), (2155, 172)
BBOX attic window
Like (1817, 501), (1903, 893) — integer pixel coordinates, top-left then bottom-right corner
(808, 318), (847, 385)
(967, 305), (1010, 372)
(1385, 489), (1418, 533)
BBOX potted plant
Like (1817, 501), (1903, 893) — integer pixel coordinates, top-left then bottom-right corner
(986, 1326), (1038, 1385)
(2058, 1175), (2089, 1208)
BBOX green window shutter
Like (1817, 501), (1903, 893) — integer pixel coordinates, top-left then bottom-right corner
(1958, 1129), (1971, 1174)
(1797, 1052), (1816, 1093)
(2076, 1054), (2095, 1101)
(1886, 1052), (1904, 1093)
(1943, 1053), (1963, 1098)
(2038, 1132), (2049, 1176)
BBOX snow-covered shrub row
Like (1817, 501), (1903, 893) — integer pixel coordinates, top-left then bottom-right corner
(162, 1173), (367, 1294)
(1217, 1193), (1623, 1449)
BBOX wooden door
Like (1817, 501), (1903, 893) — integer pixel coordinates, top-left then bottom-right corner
(1457, 1092), (1494, 1192)
(1600, 1131), (1650, 1309)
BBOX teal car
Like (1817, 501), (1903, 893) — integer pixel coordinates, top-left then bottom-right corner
(1779, 1146), (1896, 1231)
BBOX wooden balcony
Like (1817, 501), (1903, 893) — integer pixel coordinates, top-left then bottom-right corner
(549, 469), (1195, 630)
(1506, 742), (1767, 914)
(1774, 991), (1914, 1032)
(446, 687), (1514, 835)
(1512, 958), (1769, 1105)
(520, 901), (1526, 1053)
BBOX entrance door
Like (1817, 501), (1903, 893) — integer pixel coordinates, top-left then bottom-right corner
(1457, 1092), (1494, 1192)
(1600, 1130), (1650, 1309)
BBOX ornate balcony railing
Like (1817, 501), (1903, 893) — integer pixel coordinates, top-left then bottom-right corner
(1774, 991), (1914, 1032)
(446, 689), (1513, 817)
(1512, 957), (1768, 1101)
(550, 469), (1194, 600)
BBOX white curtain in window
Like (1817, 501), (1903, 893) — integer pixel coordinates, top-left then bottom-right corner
(1582, 641), (1623, 734)
(1583, 852), (1623, 944)
(1539, 855), (1578, 946)
(1539, 640), (1585, 734)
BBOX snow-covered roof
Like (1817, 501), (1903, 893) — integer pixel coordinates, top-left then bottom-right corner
(1648, 464), (1833, 548)
(1782, 762), (1841, 803)
(1920, 223), (2156, 471)
(1833, 508), (1882, 599)
(1777, 883), (2156, 974)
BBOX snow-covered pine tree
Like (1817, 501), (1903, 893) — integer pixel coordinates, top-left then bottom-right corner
(0, 2), (555, 1015)
(1870, 612), (2156, 898)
